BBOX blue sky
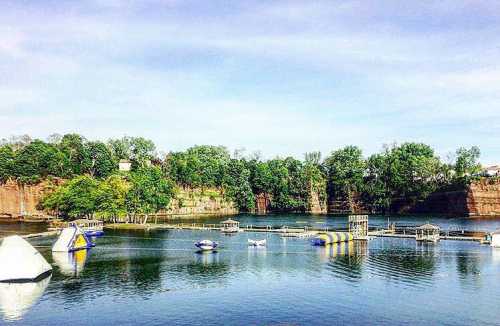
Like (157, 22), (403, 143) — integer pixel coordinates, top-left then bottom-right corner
(1, 0), (499, 164)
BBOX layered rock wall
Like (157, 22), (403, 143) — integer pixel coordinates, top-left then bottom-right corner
(467, 178), (500, 217)
(0, 180), (58, 218)
(162, 188), (238, 217)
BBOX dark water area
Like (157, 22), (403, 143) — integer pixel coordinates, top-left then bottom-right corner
(0, 222), (47, 238)
(1, 214), (500, 325)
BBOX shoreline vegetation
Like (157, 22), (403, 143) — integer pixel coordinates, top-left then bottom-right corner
(0, 133), (491, 222)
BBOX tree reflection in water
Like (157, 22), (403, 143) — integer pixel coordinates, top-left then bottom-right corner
(456, 251), (482, 290)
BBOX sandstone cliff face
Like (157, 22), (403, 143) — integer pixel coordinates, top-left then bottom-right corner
(255, 192), (271, 214)
(308, 190), (327, 214)
(0, 180), (59, 218)
(467, 178), (500, 217)
(0, 182), (238, 219)
(163, 188), (238, 217)
(400, 178), (500, 217)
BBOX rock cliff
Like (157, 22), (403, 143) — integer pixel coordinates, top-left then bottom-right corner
(0, 180), (59, 218)
(162, 188), (238, 217)
(467, 178), (500, 217)
(0, 181), (238, 219)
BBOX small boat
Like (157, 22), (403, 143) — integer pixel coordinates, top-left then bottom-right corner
(248, 239), (266, 247)
(195, 240), (218, 251)
(68, 219), (104, 237)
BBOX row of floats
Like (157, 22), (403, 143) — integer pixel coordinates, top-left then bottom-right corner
(195, 232), (354, 252)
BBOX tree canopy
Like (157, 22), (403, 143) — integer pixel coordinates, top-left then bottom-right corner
(0, 133), (487, 216)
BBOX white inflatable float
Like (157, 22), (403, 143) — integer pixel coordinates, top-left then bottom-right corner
(52, 227), (94, 253)
(0, 236), (52, 283)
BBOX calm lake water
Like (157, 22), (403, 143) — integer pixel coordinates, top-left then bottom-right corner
(1, 214), (500, 325)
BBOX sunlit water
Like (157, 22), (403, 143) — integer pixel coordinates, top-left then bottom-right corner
(1, 215), (500, 325)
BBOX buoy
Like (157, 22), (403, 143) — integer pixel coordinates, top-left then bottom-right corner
(0, 236), (52, 283)
(52, 227), (94, 253)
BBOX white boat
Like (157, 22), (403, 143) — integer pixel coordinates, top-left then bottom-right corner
(0, 236), (52, 283)
(195, 240), (218, 251)
(52, 226), (94, 253)
(248, 239), (266, 247)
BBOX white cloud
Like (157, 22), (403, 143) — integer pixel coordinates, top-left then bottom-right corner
(1, 0), (499, 163)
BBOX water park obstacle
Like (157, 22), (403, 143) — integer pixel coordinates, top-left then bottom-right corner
(52, 226), (94, 253)
(0, 235), (52, 282)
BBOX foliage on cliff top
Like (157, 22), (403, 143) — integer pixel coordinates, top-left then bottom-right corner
(41, 167), (174, 220)
(1, 133), (486, 215)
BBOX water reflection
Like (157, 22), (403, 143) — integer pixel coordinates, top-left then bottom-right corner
(366, 246), (437, 287)
(321, 241), (367, 283)
(456, 251), (482, 289)
(0, 276), (51, 321)
(184, 252), (230, 284)
(52, 250), (89, 277)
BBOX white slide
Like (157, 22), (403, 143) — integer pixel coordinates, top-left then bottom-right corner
(52, 228), (77, 253)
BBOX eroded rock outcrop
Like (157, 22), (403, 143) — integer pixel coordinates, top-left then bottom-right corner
(0, 180), (60, 218)
(467, 178), (500, 217)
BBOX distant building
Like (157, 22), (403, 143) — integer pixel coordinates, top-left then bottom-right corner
(118, 159), (132, 171)
(484, 165), (500, 177)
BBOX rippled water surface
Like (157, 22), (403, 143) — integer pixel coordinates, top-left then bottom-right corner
(1, 215), (500, 325)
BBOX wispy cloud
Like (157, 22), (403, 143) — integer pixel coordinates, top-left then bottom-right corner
(1, 0), (499, 163)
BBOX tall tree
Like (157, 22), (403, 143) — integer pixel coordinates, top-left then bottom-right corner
(41, 175), (99, 218)
(0, 145), (15, 183)
(454, 146), (481, 178)
(126, 166), (174, 223)
(86, 141), (117, 178)
(58, 134), (91, 175)
(324, 146), (366, 201)
(223, 159), (255, 211)
(14, 140), (69, 183)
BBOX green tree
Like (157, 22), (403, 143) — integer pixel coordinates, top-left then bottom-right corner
(164, 145), (230, 189)
(385, 143), (441, 201)
(41, 175), (99, 218)
(324, 146), (366, 203)
(95, 175), (130, 222)
(363, 153), (392, 213)
(14, 140), (69, 183)
(454, 146), (481, 178)
(126, 166), (174, 223)
(58, 134), (91, 175)
(108, 136), (156, 170)
(223, 159), (255, 211)
(0, 145), (15, 183)
(86, 141), (117, 178)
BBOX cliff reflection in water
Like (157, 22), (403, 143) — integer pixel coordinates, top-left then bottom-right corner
(0, 276), (51, 322)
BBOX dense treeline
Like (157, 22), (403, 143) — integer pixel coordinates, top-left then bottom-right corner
(0, 134), (484, 219)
